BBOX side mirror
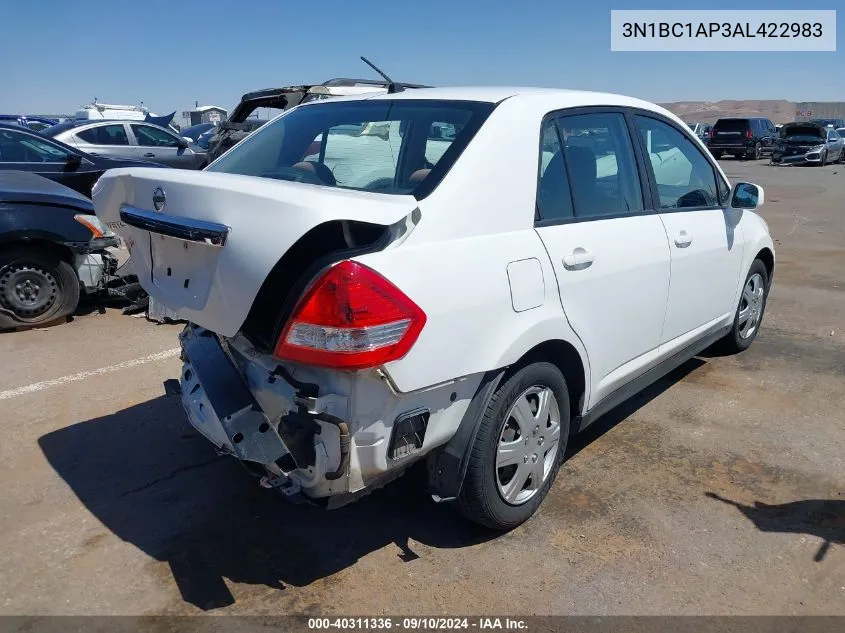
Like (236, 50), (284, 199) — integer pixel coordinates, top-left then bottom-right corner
(178, 138), (189, 148)
(730, 182), (764, 210)
(66, 153), (81, 168)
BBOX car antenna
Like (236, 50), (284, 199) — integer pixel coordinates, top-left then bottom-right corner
(360, 56), (403, 94)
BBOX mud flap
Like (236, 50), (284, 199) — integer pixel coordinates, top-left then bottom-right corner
(426, 369), (505, 501)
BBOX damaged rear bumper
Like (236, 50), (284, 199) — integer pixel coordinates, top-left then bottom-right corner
(177, 324), (352, 501)
(179, 326), (299, 476)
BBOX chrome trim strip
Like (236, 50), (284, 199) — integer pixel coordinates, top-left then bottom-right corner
(119, 205), (229, 246)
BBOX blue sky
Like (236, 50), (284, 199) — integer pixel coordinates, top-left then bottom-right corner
(1, 0), (841, 116)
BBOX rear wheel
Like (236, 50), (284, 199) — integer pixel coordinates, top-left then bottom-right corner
(0, 248), (79, 329)
(455, 362), (570, 530)
(753, 142), (762, 160)
(716, 259), (769, 354)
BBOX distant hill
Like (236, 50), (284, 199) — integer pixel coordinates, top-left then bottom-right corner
(659, 100), (796, 125)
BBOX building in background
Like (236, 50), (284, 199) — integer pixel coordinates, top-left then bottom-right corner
(795, 102), (845, 122)
(182, 104), (228, 127)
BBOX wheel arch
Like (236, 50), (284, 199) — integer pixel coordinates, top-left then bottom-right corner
(0, 236), (77, 264)
(426, 336), (589, 501)
(501, 339), (587, 424)
(755, 246), (775, 286)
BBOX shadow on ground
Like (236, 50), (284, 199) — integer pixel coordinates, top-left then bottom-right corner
(706, 492), (844, 562)
(38, 356), (710, 611)
(38, 393), (495, 611)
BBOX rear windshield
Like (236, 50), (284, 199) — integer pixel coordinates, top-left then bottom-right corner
(206, 99), (495, 198)
(713, 119), (749, 131)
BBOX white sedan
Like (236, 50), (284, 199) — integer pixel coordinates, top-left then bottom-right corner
(94, 87), (775, 529)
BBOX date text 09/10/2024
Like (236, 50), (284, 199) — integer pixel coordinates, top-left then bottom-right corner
(307, 618), (528, 630)
(621, 22), (823, 39)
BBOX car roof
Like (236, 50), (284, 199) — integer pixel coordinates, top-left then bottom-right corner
(308, 86), (675, 113)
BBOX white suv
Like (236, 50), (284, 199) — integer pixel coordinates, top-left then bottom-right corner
(94, 87), (775, 529)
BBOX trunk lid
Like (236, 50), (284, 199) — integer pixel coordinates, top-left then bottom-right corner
(93, 167), (418, 337)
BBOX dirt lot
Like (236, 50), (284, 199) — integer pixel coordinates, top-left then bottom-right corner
(0, 159), (843, 616)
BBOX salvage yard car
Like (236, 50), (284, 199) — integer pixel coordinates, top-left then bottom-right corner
(707, 117), (778, 160)
(0, 123), (166, 197)
(1, 171), (119, 329)
(205, 77), (430, 163)
(45, 120), (207, 170)
(771, 121), (844, 166)
(93, 87), (775, 529)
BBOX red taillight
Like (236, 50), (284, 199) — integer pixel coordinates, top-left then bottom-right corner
(273, 260), (426, 370)
(745, 130), (753, 139)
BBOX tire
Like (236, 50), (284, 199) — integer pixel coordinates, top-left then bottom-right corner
(713, 151), (723, 160)
(753, 142), (762, 160)
(455, 362), (570, 530)
(716, 259), (769, 354)
(0, 247), (79, 329)
(820, 151), (827, 167)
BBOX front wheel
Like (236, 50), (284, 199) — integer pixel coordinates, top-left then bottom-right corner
(455, 362), (570, 530)
(716, 259), (769, 354)
(820, 151), (827, 167)
(0, 248), (79, 329)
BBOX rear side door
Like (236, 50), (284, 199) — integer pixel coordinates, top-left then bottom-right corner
(73, 123), (133, 160)
(632, 113), (745, 349)
(533, 110), (671, 406)
(130, 124), (192, 168)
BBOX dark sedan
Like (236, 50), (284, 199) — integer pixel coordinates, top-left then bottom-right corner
(0, 171), (120, 328)
(0, 123), (167, 197)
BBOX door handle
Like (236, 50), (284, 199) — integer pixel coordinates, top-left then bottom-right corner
(89, 152), (99, 156)
(143, 153), (156, 158)
(562, 247), (594, 270)
(674, 231), (693, 248)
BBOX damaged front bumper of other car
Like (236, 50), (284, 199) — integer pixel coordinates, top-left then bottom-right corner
(177, 324), (352, 504)
(770, 144), (827, 165)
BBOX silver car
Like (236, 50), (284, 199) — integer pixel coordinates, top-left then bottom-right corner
(46, 120), (207, 169)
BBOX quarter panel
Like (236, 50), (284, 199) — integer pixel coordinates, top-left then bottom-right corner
(356, 229), (589, 396)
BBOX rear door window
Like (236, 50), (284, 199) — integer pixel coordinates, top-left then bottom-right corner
(553, 112), (643, 218)
(76, 124), (129, 145)
(535, 119), (574, 222)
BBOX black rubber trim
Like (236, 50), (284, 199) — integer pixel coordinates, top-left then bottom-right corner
(427, 369), (505, 500)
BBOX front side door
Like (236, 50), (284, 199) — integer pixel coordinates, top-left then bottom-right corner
(73, 123), (133, 160)
(534, 111), (671, 406)
(130, 124), (191, 168)
(632, 113), (745, 349)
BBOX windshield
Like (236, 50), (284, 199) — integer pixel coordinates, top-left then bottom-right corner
(206, 99), (495, 197)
